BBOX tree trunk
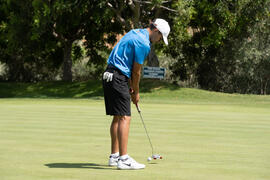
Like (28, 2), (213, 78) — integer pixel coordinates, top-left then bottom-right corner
(264, 79), (268, 95)
(260, 78), (263, 94)
(62, 41), (73, 82)
(147, 45), (159, 67)
(145, 5), (163, 67)
(8, 55), (21, 82)
(132, 1), (141, 28)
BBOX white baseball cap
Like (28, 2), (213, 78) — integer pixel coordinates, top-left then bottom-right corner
(153, 18), (170, 45)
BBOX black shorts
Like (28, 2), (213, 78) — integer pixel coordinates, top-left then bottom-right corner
(102, 65), (131, 116)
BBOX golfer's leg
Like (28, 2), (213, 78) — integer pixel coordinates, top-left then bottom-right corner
(110, 116), (119, 154)
(118, 116), (131, 156)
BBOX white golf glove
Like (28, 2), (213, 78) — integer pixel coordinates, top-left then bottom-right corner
(103, 72), (113, 82)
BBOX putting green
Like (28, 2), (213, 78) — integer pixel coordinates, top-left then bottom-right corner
(0, 99), (269, 180)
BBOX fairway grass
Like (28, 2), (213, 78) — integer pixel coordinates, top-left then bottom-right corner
(0, 98), (270, 180)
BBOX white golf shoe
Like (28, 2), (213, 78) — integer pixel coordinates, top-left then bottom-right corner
(117, 155), (145, 170)
(108, 154), (119, 166)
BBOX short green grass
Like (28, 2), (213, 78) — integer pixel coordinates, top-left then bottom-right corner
(1, 81), (270, 179)
(1, 95), (270, 180)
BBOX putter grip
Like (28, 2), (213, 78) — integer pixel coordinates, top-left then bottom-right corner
(136, 104), (141, 113)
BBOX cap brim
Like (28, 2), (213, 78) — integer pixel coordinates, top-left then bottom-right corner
(163, 35), (168, 45)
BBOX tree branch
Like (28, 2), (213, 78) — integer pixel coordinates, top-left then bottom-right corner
(159, 5), (178, 13)
(107, 2), (126, 25)
(133, 0), (172, 5)
(133, 0), (151, 5)
(133, 0), (177, 13)
(128, 0), (135, 9)
(129, 1), (141, 28)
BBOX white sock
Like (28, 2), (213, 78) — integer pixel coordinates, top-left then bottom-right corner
(120, 154), (129, 160)
(110, 152), (119, 157)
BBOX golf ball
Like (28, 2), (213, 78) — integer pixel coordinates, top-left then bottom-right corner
(147, 157), (152, 161)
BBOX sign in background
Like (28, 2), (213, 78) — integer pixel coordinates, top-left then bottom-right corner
(143, 66), (165, 79)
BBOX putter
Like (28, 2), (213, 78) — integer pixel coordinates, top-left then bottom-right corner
(135, 103), (162, 161)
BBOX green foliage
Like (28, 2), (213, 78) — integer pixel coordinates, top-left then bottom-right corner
(31, 0), (122, 81)
(230, 7), (270, 94)
(167, 0), (270, 94)
(0, 0), (118, 82)
(0, 0), (269, 94)
(0, 0), (63, 82)
(206, 0), (270, 94)
(165, 0), (195, 80)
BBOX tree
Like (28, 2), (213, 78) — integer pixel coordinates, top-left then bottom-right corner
(166, 0), (270, 94)
(232, 4), (270, 94)
(0, 0), (177, 82)
(0, 0), (8, 80)
(0, 0), (63, 82)
(164, 0), (195, 81)
(32, 0), (117, 81)
(106, 0), (177, 67)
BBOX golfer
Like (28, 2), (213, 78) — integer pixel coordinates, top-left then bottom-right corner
(102, 18), (170, 170)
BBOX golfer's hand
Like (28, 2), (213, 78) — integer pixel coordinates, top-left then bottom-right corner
(131, 92), (140, 104)
(129, 88), (134, 95)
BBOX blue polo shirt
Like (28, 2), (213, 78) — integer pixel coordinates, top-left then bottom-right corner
(107, 29), (151, 78)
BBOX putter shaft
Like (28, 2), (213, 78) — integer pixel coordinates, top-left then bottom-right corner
(136, 104), (154, 155)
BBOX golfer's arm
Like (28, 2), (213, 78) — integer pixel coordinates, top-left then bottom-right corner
(131, 62), (142, 94)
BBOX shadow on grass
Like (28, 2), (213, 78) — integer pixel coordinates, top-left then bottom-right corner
(139, 79), (180, 93)
(0, 79), (180, 98)
(0, 80), (104, 98)
(44, 163), (114, 170)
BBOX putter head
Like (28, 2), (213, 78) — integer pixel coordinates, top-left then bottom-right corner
(152, 154), (162, 160)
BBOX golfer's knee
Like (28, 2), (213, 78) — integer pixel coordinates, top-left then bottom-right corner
(113, 116), (119, 123)
(119, 116), (130, 122)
